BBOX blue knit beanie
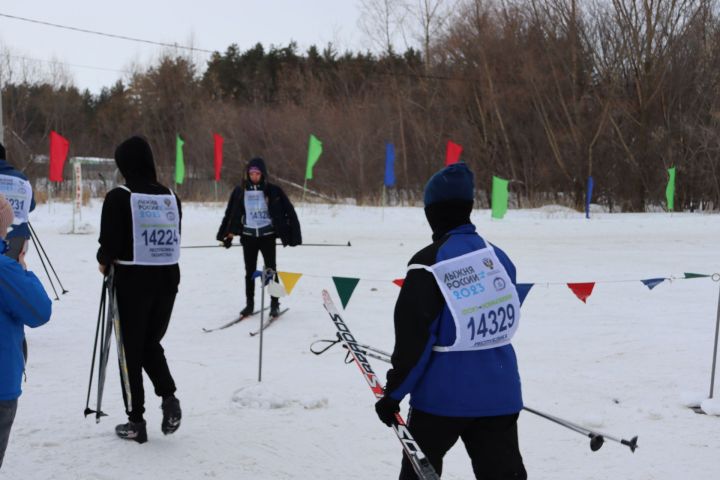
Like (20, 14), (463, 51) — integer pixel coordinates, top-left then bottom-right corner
(423, 163), (474, 206)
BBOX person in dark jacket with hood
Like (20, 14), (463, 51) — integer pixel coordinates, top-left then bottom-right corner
(374, 163), (527, 479)
(217, 157), (301, 318)
(0, 142), (36, 260)
(97, 136), (182, 444)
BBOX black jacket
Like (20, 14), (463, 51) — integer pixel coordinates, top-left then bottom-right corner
(96, 137), (181, 293)
(216, 158), (301, 247)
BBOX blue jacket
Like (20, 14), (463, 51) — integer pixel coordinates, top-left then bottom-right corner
(0, 254), (52, 401)
(0, 159), (36, 240)
(385, 224), (523, 417)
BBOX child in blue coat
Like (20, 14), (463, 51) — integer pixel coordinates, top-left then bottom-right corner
(0, 194), (51, 469)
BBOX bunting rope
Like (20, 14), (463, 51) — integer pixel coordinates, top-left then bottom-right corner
(267, 269), (720, 309)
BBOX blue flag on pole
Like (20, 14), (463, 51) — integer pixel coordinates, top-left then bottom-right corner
(585, 176), (594, 219)
(384, 143), (396, 187)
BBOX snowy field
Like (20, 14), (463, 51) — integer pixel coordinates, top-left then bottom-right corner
(3, 200), (720, 479)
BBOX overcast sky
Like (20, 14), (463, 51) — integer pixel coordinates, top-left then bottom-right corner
(0, 1), (372, 93)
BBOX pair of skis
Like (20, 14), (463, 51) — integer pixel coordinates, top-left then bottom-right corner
(321, 290), (440, 480)
(202, 307), (289, 334)
(84, 267), (132, 423)
(202, 306), (270, 333)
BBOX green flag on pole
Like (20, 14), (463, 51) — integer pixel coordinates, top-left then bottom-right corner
(665, 167), (675, 212)
(491, 176), (509, 219)
(305, 134), (323, 180)
(332, 276), (360, 309)
(175, 135), (185, 185)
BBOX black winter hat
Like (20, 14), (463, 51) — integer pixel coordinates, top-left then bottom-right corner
(114, 136), (157, 182)
(423, 163), (474, 206)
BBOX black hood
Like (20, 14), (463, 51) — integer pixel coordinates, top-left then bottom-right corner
(424, 200), (474, 241)
(115, 136), (157, 183)
(245, 157), (268, 188)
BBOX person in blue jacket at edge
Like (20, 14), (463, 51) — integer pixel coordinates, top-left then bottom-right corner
(0, 142), (36, 260)
(374, 162), (527, 479)
(0, 193), (52, 469)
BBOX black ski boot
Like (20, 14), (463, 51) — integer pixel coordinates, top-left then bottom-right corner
(240, 304), (254, 317)
(161, 395), (182, 435)
(115, 420), (147, 444)
(270, 298), (280, 318)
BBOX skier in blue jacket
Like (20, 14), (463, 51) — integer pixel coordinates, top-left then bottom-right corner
(0, 143), (36, 259)
(375, 163), (527, 479)
(0, 194), (51, 469)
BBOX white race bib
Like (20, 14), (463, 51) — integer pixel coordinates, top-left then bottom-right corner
(414, 247), (520, 352)
(244, 190), (272, 228)
(124, 192), (180, 265)
(0, 174), (32, 224)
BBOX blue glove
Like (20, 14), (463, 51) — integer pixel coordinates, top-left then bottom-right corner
(375, 395), (400, 427)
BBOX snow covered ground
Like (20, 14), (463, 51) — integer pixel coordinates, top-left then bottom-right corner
(3, 201), (720, 479)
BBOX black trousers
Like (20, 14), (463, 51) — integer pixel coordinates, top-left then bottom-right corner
(399, 409), (527, 480)
(115, 285), (177, 423)
(242, 235), (277, 305)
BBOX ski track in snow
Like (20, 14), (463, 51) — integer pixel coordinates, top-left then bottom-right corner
(2, 201), (720, 479)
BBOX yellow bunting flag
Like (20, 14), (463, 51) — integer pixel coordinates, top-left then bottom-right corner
(278, 271), (303, 295)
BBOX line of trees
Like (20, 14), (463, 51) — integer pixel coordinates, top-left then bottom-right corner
(2, 0), (720, 211)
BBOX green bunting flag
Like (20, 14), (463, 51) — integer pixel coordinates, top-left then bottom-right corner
(305, 134), (323, 180)
(491, 176), (509, 219)
(175, 135), (185, 185)
(332, 276), (360, 309)
(665, 167), (675, 211)
(684, 272), (710, 279)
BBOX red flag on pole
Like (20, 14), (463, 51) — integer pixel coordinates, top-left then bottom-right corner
(213, 133), (224, 181)
(567, 282), (595, 303)
(445, 140), (462, 166)
(393, 278), (405, 288)
(49, 131), (70, 182)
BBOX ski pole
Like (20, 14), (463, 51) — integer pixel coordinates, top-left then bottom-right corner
(28, 231), (59, 300)
(310, 336), (639, 453)
(181, 241), (352, 249)
(84, 276), (107, 417)
(522, 406), (638, 453)
(29, 222), (68, 294)
(311, 335), (392, 359)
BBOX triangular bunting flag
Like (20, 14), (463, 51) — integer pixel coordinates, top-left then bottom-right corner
(268, 280), (287, 298)
(567, 282), (595, 303)
(684, 273), (710, 279)
(278, 271), (303, 295)
(517, 283), (534, 306)
(393, 278), (405, 287)
(332, 277), (360, 309)
(641, 278), (666, 290)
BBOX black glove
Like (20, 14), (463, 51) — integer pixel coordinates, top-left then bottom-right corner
(222, 237), (233, 249)
(375, 395), (400, 427)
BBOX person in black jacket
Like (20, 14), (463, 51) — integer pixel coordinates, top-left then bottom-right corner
(216, 157), (301, 318)
(97, 136), (182, 444)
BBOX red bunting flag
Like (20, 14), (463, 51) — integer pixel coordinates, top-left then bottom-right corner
(445, 140), (463, 166)
(49, 131), (70, 182)
(393, 278), (405, 287)
(567, 283), (595, 303)
(213, 133), (223, 181)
